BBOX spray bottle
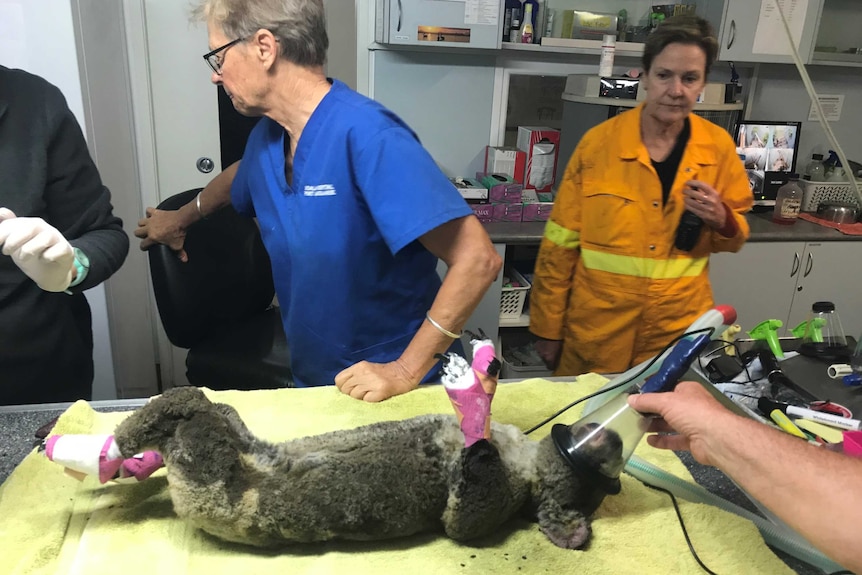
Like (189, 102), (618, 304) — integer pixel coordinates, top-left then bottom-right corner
(749, 319), (784, 359)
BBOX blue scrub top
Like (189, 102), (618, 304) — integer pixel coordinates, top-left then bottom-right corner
(232, 79), (472, 387)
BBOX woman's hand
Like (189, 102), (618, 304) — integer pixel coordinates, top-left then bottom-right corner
(682, 180), (727, 229)
(534, 338), (563, 371)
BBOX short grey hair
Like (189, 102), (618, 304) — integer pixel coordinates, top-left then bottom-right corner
(193, 0), (328, 67)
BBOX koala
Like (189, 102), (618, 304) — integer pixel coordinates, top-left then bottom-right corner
(113, 386), (623, 549)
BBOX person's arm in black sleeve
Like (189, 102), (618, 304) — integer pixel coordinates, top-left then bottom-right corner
(42, 84), (129, 292)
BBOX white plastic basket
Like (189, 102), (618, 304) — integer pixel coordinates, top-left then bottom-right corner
(800, 180), (860, 212)
(499, 268), (531, 320)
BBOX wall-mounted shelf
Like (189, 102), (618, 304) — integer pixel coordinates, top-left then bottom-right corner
(561, 94), (744, 111)
(504, 39), (645, 59)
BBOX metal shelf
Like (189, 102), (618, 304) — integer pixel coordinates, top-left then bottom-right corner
(560, 94), (744, 111)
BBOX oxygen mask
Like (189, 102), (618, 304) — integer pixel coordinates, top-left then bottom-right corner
(552, 333), (712, 493)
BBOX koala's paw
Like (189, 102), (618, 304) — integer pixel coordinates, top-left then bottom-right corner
(537, 503), (592, 550)
(539, 519), (592, 550)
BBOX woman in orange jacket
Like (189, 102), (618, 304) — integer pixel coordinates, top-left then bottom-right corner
(529, 15), (752, 376)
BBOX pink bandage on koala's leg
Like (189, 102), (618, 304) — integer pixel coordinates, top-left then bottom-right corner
(44, 434), (164, 484)
(119, 452), (164, 482)
(441, 343), (500, 448)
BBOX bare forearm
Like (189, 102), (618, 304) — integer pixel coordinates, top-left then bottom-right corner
(401, 217), (501, 381)
(710, 415), (862, 572)
(399, 260), (497, 378)
(179, 161), (239, 227)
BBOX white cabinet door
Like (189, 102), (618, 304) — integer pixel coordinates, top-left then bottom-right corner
(787, 242), (862, 336)
(717, 0), (822, 64)
(709, 241), (805, 334)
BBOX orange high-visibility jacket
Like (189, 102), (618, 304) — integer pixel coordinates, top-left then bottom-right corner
(529, 105), (753, 375)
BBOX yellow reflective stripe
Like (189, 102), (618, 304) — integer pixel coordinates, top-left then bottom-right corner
(581, 248), (708, 279)
(543, 220), (580, 249)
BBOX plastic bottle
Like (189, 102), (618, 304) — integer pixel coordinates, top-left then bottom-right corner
(803, 153), (825, 181)
(502, 0), (521, 42)
(520, 0), (536, 44)
(599, 34), (616, 77)
(544, 8), (555, 38)
(827, 164), (847, 182)
(771, 173), (803, 225)
(851, 332), (862, 377)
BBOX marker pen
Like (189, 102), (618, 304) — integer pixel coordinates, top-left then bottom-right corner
(769, 409), (808, 439)
(784, 405), (862, 431)
(759, 397), (862, 431)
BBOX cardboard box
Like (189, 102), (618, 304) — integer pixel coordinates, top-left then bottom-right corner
(521, 188), (554, 222)
(564, 74), (602, 97)
(484, 146), (526, 184)
(469, 201), (493, 223)
(492, 202), (523, 222)
(449, 177), (488, 201)
(570, 11), (618, 40)
(516, 126), (560, 194)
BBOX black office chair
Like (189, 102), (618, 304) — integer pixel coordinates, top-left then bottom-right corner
(147, 188), (292, 389)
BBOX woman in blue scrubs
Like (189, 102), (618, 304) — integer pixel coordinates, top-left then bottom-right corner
(134, 0), (502, 402)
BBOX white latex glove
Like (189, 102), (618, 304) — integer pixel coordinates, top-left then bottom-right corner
(0, 208), (75, 292)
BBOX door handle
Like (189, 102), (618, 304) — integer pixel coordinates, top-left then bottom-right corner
(803, 252), (814, 278)
(727, 20), (736, 50)
(396, 0), (402, 32)
(790, 252), (800, 277)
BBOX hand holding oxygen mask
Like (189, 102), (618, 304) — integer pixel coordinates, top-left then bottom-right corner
(552, 330), (713, 492)
(0, 208), (75, 292)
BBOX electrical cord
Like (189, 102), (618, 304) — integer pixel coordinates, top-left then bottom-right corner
(522, 327), (715, 435)
(635, 477), (720, 575)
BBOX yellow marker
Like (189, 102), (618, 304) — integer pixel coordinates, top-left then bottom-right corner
(795, 419), (844, 444)
(770, 409), (808, 439)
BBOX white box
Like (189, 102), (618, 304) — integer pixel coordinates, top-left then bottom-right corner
(449, 177), (488, 201)
(484, 146), (526, 184)
(564, 74), (602, 97)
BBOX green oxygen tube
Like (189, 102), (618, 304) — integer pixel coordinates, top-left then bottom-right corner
(749, 319), (785, 359)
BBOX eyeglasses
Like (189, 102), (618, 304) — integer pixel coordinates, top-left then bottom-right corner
(203, 38), (243, 74)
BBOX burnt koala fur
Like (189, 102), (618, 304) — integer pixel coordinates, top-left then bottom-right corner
(113, 387), (622, 549)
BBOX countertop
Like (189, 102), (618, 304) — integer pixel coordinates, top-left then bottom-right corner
(0, 396), (823, 574)
(484, 211), (862, 244)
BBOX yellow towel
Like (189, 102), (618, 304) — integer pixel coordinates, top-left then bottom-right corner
(0, 377), (793, 575)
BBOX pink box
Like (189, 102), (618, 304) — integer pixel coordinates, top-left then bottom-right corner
(488, 182), (523, 204)
(484, 146), (527, 184)
(492, 202), (523, 222)
(521, 202), (553, 222)
(470, 202), (493, 223)
(516, 126), (561, 194)
(844, 431), (862, 458)
(521, 188), (554, 221)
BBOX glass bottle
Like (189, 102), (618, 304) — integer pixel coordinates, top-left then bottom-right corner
(772, 173), (803, 225)
(520, 2), (534, 44)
